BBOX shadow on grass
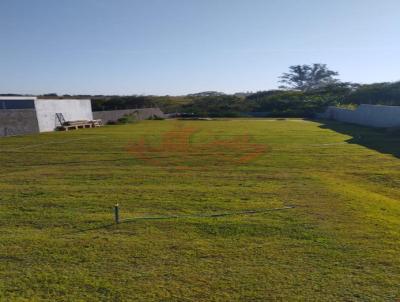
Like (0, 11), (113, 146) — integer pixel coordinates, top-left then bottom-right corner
(316, 119), (400, 158)
(65, 206), (296, 236)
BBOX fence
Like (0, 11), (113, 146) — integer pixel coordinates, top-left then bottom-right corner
(317, 104), (400, 128)
(93, 108), (165, 124)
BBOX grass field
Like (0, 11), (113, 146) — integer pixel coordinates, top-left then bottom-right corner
(0, 119), (399, 301)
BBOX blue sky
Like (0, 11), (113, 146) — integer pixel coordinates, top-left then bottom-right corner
(0, 0), (399, 95)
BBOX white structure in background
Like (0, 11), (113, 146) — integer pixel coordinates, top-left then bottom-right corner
(34, 98), (93, 132)
(318, 104), (400, 128)
(0, 97), (93, 136)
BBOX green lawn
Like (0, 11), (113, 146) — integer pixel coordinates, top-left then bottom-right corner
(0, 119), (399, 301)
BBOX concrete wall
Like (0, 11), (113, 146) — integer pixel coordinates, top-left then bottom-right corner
(93, 108), (165, 124)
(0, 109), (39, 137)
(318, 104), (400, 128)
(34, 99), (93, 132)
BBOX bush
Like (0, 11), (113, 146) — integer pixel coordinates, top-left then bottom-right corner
(117, 114), (138, 124)
(147, 115), (165, 120)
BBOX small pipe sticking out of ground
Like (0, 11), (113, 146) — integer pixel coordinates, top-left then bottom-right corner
(114, 204), (120, 224)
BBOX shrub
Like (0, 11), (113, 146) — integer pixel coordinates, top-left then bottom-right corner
(117, 114), (138, 124)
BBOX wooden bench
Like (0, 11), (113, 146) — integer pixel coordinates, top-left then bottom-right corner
(58, 120), (103, 131)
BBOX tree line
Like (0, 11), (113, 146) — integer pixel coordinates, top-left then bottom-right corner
(27, 63), (400, 117)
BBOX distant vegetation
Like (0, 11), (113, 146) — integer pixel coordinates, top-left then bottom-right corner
(90, 64), (400, 117)
(342, 81), (400, 106)
(4, 64), (400, 117)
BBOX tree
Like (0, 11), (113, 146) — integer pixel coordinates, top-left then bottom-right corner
(279, 64), (339, 92)
(343, 81), (400, 106)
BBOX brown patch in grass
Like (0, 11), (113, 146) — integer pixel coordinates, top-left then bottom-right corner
(127, 125), (267, 167)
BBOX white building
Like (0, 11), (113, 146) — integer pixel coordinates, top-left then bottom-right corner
(0, 97), (93, 136)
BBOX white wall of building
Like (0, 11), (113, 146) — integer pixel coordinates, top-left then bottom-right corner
(34, 99), (93, 132)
